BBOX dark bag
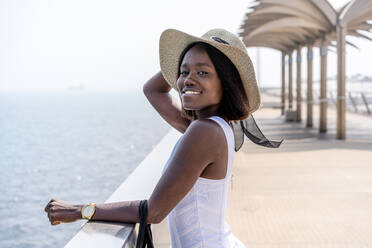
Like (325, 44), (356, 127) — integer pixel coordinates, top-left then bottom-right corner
(136, 200), (154, 248)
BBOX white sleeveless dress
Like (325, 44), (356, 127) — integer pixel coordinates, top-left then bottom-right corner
(162, 116), (246, 248)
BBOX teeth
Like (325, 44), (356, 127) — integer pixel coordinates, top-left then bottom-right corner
(184, 91), (201, 95)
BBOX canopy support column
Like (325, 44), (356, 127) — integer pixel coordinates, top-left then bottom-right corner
(296, 46), (302, 122)
(337, 24), (346, 139)
(281, 52), (286, 115)
(288, 52), (293, 110)
(319, 39), (328, 133)
(306, 44), (313, 127)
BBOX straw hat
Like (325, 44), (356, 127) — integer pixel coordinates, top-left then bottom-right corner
(159, 28), (261, 116)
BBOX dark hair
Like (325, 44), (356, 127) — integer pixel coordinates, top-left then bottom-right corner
(177, 42), (249, 121)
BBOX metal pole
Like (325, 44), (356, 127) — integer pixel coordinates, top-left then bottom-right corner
(296, 46), (302, 122)
(307, 44), (313, 127)
(256, 48), (261, 84)
(281, 52), (286, 115)
(337, 24), (346, 139)
(361, 93), (371, 114)
(288, 52), (293, 110)
(348, 92), (358, 112)
(319, 39), (327, 133)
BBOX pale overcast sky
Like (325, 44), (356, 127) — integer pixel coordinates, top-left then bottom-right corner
(0, 0), (370, 91)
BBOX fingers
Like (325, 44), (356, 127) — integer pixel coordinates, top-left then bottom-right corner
(48, 207), (52, 223)
(48, 206), (53, 220)
(44, 198), (58, 212)
(45, 198), (78, 226)
(48, 206), (58, 225)
(45, 199), (60, 226)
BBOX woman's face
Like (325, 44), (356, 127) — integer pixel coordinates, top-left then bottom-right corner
(176, 45), (223, 118)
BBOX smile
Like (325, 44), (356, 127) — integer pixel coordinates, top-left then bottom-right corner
(182, 89), (202, 96)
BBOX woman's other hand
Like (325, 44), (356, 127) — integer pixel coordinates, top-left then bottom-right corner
(44, 199), (82, 225)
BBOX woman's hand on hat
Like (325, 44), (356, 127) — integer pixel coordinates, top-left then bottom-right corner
(44, 198), (82, 225)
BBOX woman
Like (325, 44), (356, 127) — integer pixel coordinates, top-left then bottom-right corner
(44, 28), (263, 247)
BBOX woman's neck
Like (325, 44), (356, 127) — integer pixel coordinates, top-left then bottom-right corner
(194, 105), (227, 122)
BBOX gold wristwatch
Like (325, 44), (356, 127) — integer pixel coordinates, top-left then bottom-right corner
(81, 203), (96, 220)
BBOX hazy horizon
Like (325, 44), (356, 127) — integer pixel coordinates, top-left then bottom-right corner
(1, 0), (371, 92)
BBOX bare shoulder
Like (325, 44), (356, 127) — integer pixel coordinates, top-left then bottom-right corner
(179, 118), (226, 157)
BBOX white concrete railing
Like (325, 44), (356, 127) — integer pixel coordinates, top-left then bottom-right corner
(65, 129), (181, 248)
(262, 87), (372, 115)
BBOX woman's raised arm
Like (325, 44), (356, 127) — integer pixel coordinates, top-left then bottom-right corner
(143, 71), (190, 133)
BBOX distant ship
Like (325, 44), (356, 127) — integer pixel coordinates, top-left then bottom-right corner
(68, 83), (85, 91)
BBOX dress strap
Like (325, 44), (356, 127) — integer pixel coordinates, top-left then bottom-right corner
(207, 116), (234, 146)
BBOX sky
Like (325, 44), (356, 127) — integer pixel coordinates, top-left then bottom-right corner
(0, 0), (370, 91)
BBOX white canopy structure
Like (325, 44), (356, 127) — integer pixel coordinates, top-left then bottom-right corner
(239, 0), (372, 139)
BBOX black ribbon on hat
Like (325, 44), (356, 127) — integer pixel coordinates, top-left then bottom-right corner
(230, 115), (283, 151)
(210, 36), (230, 45)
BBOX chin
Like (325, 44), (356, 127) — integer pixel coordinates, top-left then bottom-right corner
(181, 101), (200, 111)
(183, 105), (201, 111)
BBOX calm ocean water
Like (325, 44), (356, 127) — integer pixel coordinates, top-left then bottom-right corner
(0, 90), (170, 247)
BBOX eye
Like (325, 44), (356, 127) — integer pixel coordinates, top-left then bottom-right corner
(180, 71), (189, 76)
(197, 71), (209, 75)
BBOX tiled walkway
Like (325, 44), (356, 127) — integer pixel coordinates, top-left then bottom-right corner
(226, 94), (372, 247)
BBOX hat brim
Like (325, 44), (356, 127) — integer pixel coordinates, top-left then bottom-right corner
(159, 29), (261, 116)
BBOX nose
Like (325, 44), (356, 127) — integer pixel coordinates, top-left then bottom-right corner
(177, 71), (197, 92)
(184, 73), (197, 86)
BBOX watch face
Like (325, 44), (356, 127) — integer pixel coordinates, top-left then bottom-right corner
(83, 205), (94, 217)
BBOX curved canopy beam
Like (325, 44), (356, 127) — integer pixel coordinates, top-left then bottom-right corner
(346, 40), (361, 50)
(310, 0), (337, 26)
(244, 33), (299, 47)
(249, 5), (330, 27)
(348, 22), (372, 31)
(260, 0), (332, 25)
(348, 10), (372, 27)
(347, 30), (372, 41)
(244, 41), (290, 52)
(240, 13), (291, 31)
(246, 17), (327, 39)
(240, 26), (317, 41)
(340, 0), (372, 26)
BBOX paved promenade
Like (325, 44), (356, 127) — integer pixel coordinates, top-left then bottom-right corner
(226, 94), (372, 247)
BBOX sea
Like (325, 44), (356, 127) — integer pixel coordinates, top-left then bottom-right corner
(1, 82), (371, 248)
(0, 90), (170, 248)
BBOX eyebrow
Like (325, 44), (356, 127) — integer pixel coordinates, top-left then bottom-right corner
(180, 62), (213, 68)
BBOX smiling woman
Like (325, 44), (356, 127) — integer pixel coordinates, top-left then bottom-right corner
(177, 42), (250, 122)
(45, 28), (264, 248)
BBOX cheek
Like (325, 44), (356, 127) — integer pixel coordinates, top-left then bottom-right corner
(215, 81), (224, 100)
(217, 89), (223, 102)
(218, 88), (223, 100)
